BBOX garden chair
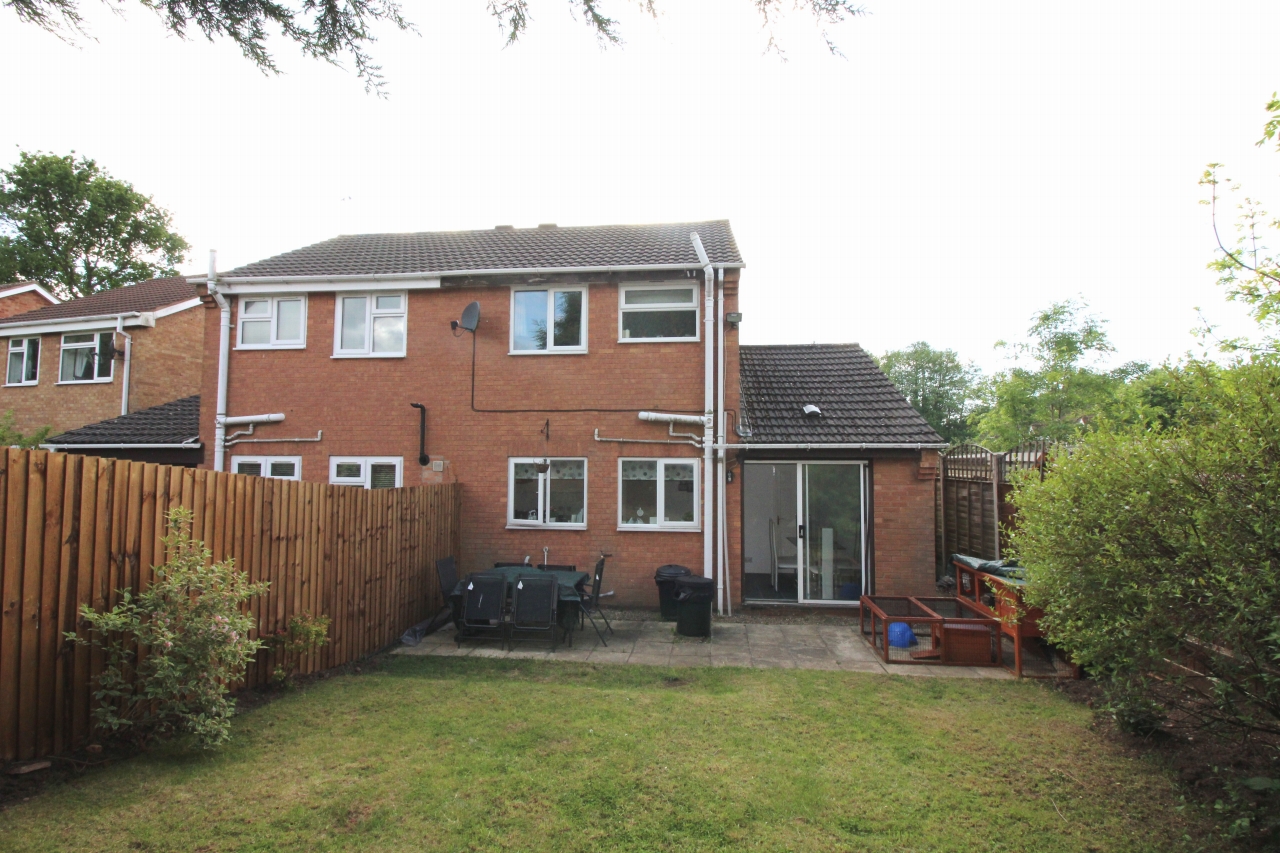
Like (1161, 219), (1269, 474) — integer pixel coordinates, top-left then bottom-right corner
(579, 555), (614, 646)
(457, 573), (508, 649)
(507, 573), (560, 652)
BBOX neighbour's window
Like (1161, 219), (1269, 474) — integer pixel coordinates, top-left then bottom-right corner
(508, 457), (587, 527)
(59, 332), (113, 383)
(237, 295), (306, 348)
(6, 338), (39, 385)
(232, 456), (302, 480)
(334, 292), (407, 357)
(619, 284), (699, 341)
(329, 457), (402, 489)
(510, 287), (586, 353)
(619, 459), (698, 529)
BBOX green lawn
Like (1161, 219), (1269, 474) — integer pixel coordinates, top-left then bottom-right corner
(0, 657), (1215, 852)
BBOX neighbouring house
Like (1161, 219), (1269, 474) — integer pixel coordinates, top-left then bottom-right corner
(0, 277), (204, 440)
(42, 395), (203, 466)
(190, 221), (941, 608)
(0, 281), (59, 319)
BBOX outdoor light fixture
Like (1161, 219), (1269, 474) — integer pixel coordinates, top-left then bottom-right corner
(726, 312), (742, 328)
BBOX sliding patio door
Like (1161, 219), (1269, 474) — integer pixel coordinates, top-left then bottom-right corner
(798, 462), (866, 604)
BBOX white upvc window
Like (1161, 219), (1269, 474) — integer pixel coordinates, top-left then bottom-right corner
(334, 292), (407, 357)
(6, 337), (40, 386)
(329, 456), (403, 489)
(58, 332), (113, 383)
(619, 283), (699, 342)
(237, 295), (306, 349)
(231, 456), (302, 480)
(510, 287), (587, 353)
(618, 458), (699, 530)
(507, 457), (587, 528)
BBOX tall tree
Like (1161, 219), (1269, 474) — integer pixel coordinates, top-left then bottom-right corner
(877, 342), (978, 445)
(0, 152), (190, 300)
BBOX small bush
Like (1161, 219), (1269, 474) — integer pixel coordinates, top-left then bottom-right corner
(263, 611), (331, 684)
(67, 508), (268, 748)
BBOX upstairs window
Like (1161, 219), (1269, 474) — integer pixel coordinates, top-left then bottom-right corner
(619, 284), (699, 341)
(511, 287), (586, 353)
(232, 456), (302, 480)
(6, 338), (39, 386)
(508, 458), (587, 528)
(329, 456), (402, 489)
(59, 332), (113, 383)
(238, 295), (306, 348)
(334, 292), (406, 357)
(619, 458), (698, 529)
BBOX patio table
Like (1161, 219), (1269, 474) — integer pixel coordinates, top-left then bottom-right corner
(448, 567), (589, 636)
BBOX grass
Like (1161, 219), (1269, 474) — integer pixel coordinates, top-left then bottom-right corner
(0, 656), (1216, 852)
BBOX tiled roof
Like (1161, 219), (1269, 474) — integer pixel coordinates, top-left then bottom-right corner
(46, 396), (201, 446)
(0, 278), (197, 326)
(739, 345), (944, 445)
(223, 220), (743, 278)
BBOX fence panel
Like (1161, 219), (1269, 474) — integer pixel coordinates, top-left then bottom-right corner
(939, 441), (1052, 564)
(0, 448), (461, 762)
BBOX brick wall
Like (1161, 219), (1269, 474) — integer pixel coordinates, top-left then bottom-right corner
(869, 454), (937, 597)
(0, 289), (54, 320)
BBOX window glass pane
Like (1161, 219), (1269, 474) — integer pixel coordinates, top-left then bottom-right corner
(372, 315), (405, 354)
(24, 339), (38, 382)
(621, 309), (697, 340)
(512, 290), (548, 351)
(269, 461), (296, 478)
(241, 319), (270, 345)
(96, 333), (113, 378)
(61, 346), (94, 382)
(513, 464), (539, 521)
(8, 339), (20, 352)
(553, 290), (582, 348)
(335, 462), (362, 479)
(341, 297), (367, 350)
(63, 334), (93, 345)
(548, 459), (585, 524)
(621, 461), (658, 525)
(236, 462), (263, 476)
(664, 463), (696, 523)
(242, 299), (270, 316)
(369, 463), (397, 489)
(375, 294), (402, 311)
(7, 351), (23, 385)
(276, 299), (303, 342)
(625, 287), (694, 306)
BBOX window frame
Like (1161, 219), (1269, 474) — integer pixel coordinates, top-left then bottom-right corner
(230, 455), (302, 481)
(506, 457), (589, 530)
(5, 337), (40, 386)
(328, 456), (404, 489)
(57, 331), (114, 384)
(235, 295), (307, 350)
(617, 457), (701, 531)
(618, 282), (701, 343)
(332, 291), (408, 358)
(508, 286), (589, 355)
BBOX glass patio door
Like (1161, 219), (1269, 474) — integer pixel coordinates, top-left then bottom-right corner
(798, 463), (866, 603)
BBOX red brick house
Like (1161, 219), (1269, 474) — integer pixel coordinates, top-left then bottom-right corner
(0, 282), (59, 320)
(190, 222), (942, 609)
(0, 278), (204, 446)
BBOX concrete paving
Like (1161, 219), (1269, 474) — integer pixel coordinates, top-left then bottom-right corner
(394, 617), (1013, 678)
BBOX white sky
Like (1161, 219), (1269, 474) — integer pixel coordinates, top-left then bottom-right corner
(3, 0), (1279, 372)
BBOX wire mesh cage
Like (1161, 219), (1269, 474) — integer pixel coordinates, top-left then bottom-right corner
(859, 596), (942, 664)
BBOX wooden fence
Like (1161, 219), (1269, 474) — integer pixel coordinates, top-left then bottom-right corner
(937, 440), (1051, 565)
(0, 449), (462, 762)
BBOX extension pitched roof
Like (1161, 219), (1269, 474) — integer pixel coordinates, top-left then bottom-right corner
(738, 344), (944, 446)
(44, 396), (201, 447)
(0, 277), (198, 327)
(221, 221), (743, 279)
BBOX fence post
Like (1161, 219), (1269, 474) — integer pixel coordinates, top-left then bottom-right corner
(991, 448), (1001, 561)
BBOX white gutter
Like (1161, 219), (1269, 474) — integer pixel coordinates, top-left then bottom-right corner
(716, 266), (728, 616)
(42, 442), (203, 450)
(0, 310), (150, 331)
(692, 233), (715, 583)
(715, 442), (949, 451)
(208, 250), (232, 472)
(186, 261), (746, 287)
(116, 317), (132, 417)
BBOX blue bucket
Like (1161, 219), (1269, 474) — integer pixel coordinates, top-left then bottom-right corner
(887, 622), (919, 648)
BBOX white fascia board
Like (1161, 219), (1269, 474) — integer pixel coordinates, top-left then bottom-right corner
(723, 442), (949, 451)
(152, 297), (203, 319)
(0, 312), (156, 336)
(0, 283), (60, 304)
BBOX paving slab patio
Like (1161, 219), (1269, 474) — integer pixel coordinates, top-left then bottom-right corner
(395, 618), (1014, 678)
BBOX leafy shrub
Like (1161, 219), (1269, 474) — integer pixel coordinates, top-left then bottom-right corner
(1012, 359), (1280, 738)
(67, 508), (268, 748)
(263, 611), (331, 684)
(0, 409), (51, 448)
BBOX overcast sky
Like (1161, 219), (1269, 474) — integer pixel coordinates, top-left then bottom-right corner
(3, 1), (1278, 372)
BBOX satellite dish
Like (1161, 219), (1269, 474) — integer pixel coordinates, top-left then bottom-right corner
(459, 301), (481, 332)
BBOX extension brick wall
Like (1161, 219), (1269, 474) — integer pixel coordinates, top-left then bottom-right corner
(0, 289), (54, 320)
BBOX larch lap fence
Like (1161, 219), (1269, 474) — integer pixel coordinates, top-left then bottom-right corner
(0, 448), (461, 762)
(936, 441), (1051, 567)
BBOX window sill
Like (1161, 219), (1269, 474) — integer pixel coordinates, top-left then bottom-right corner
(331, 353), (406, 359)
(507, 349), (588, 356)
(618, 337), (700, 344)
(235, 344), (306, 351)
(56, 378), (113, 385)
(505, 523), (588, 531)
(3, 382), (38, 388)
(618, 525), (701, 533)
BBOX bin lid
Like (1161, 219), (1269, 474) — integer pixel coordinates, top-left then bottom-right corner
(655, 564), (693, 581)
(675, 575), (716, 590)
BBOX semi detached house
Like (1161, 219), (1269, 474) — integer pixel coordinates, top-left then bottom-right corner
(192, 221), (943, 611)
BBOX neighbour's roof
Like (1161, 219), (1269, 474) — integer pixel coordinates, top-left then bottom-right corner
(221, 220), (743, 279)
(45, 396), (201, 447)
(0, 277), (197, 326)
(0, 281), (57, 300)
(738, 344), (944, 446)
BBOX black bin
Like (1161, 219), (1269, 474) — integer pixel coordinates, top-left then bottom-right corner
(654, 564), (692, 621)
(675, 576), (716, 638)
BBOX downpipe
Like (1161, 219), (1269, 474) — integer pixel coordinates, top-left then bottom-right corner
(691, 233), (715, 582)
(209, 250), (232, 472)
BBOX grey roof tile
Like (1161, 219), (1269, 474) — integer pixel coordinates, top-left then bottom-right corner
(46, 396), (201, 446)
(739, 345), (943, 445)
(0, 278), (197, 326)
(224, 220), (742, 278)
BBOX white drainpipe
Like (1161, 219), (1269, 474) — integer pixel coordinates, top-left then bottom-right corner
(208, 250), (232, 472)
(691, 233), (715, 582)
(116, 316), (132, 417)
(716, 266), (729, 615)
